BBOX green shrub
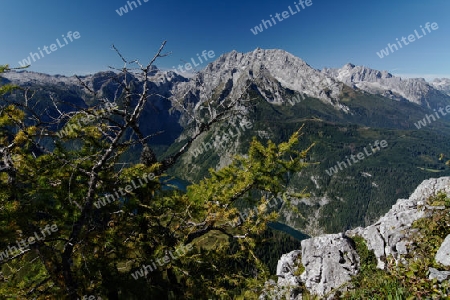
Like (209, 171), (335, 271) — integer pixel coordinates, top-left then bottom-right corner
(340, 236), (411, 299)
(342, 190), (450, 299)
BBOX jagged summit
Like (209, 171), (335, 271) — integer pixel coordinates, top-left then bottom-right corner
(172, 48), (450, 111)
(173, 48), (343, 109)
(321, 63), (448, 107)
(432, 78), (450, 96)
(3, 48), (450, 110)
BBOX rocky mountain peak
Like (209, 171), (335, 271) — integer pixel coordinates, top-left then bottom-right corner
(173, 48), (450, 116)
(321, 64), (449, 107)
(432, 78), (450, 96)
(172, 48), (344, 111)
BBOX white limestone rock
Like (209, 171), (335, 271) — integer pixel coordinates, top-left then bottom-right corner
(299, 233), (359, 297)
(347, 176), (450, 269)
(436, 235), (450, 267)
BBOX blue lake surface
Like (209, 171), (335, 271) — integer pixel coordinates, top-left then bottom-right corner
(268, 222), (309, 241)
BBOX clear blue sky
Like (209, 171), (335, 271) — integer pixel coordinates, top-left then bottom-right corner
(1, 0), (449, 80)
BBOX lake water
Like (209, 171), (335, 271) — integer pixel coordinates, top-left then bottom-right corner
(268, 222), (309, 241)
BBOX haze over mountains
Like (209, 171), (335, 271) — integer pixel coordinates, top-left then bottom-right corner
(3, 48), (450, 234)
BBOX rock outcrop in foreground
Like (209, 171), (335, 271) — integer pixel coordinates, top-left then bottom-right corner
(261, 176), (450, 299)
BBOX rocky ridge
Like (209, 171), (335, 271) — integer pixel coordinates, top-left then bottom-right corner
(262, 176), (450, 299)
(432, 78), (450, 96)
(4, 49), (450, 114)
(322, 64), (449, 108)
(171, 48), (348, 113)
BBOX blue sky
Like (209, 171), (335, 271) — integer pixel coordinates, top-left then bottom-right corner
(1, 0), (448, 80)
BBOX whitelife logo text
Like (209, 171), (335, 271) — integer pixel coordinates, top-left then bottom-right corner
(18, 31), (81, 67)
(0, 224), (58, 261)
(376, 22), (438, 58)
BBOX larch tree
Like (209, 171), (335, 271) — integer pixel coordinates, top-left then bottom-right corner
(0, 43), (312, 299)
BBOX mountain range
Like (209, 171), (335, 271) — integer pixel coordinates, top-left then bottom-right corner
(3, 48), (450, 235)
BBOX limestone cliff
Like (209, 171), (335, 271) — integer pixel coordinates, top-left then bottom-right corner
(261, 176), (450, 299)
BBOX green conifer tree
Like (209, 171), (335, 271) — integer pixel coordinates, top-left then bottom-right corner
(0, 49), (313, 299)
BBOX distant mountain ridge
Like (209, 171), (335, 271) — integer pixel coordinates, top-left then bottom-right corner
(322, 63), (450, 108)
(4, 49), (449, 110)
(161, 49), (450, 235)
(3, 49), (450, 235)
(432, 78), (450, 96)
